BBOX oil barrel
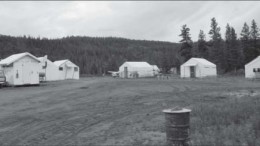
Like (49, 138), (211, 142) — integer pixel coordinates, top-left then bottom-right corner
(163, 108), (191, 146)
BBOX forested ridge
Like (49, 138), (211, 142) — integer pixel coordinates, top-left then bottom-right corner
(0, 35), (180, 74)
(0, 17), (259, 75)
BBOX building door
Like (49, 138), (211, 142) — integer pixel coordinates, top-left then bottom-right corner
(190, 66), (196, 78)
(22, 62), (31, 84)
(124, 67), (128, 78)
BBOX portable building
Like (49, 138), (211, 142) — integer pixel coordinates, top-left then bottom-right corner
(180, 58), (217, 78)
(54, 60), (79, 80)
(245, 56), (260, 78)
(0, 52), (41, 86)
(38, 55), (60, 81)
(119, 62), (154, 78)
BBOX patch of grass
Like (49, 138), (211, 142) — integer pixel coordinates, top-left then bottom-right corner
(190, 96), (260, 145)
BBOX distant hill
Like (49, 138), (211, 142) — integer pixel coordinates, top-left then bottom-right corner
(0, 35), (181, 74)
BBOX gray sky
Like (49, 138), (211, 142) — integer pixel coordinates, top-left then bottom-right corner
(0, 1), (259, 43)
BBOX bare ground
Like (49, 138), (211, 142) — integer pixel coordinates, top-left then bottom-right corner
(0, 76), (259, 145)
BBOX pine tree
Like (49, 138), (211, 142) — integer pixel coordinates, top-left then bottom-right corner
(208, 17), (224, 72)
(179, 24), (193, 62)
(240, 22), (251, 63)
(225, 24), (232, 71)
(250, 19), (260, 57)
(209, 18), (221, 41)
(197, 30), (208, 58)
(250, 19), (260, 45)
(225, 24), (240, 72)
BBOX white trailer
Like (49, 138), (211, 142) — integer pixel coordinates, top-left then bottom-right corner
(0, 52), (41, 86)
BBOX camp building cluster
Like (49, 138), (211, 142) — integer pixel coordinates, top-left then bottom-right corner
(0, 51), (259, 86)
(0, 52), (79, 86)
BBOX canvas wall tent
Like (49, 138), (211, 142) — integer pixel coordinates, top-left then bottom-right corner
(54, 60), (79, 80)
(38, 55), (60, 81)
(0, 52), (41, 86)
(180, 58), (217, 78)
(119, 62), (154, 78)
(245, 56), (260, 78)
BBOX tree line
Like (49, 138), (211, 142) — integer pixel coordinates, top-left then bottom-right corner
(0, 35), (179, 74)
(179, 18), (260, 73)
(0, 17), (259, 75)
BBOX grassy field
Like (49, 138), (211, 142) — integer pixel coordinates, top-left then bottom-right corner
(0, 76), (259, 145)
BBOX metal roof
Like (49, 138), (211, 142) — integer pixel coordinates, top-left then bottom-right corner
(183, 58), (216, 67)
(0, 52), (40, 65)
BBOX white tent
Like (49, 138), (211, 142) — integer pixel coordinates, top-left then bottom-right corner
(38, 55), (60, 81)
(245, 56), (260, 78)
(180, 58), (217, 78)
(0, 52), (41, 86)
(119, 62), (154, 78)
(54, 60), (79, 80)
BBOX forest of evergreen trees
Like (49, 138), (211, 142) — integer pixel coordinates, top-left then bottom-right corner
(179, 18), (260, 74)
(0, 35), (180, 74)
(0, 17), (259, 75)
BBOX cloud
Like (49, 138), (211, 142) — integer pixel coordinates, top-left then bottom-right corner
(0, 1), (259, 42)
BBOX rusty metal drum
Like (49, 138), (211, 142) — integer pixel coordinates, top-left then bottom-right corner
(163, 108), (191, 146)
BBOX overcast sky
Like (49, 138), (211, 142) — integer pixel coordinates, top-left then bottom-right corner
(0, 1), (259, 43)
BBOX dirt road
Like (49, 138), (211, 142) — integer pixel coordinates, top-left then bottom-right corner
(0, 76), (259, 145)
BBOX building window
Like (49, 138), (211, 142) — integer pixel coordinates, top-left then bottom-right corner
(74, 67), (78, 71)
(59, 67), (63, 71)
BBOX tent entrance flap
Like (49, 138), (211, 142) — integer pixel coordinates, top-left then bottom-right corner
(190, 66), (196, 78)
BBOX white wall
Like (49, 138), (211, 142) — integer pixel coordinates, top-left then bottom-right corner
(4, 56), (40, 85)
(245, 60), (260, 78)
(200, 66), (217, 77)
(57, 62), (79, 80)
(181, 63), (216, 78)
(39, 59), (60, 81)
(180, 65), (190, 78)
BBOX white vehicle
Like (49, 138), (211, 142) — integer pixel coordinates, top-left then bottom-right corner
(0, 70), (6, 88)
(108, 71), (119, 78)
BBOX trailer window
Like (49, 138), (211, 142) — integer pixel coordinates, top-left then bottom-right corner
(59, 67), (63, 71)
(74, 67), (78, 72)
(2, 63), (13, 68)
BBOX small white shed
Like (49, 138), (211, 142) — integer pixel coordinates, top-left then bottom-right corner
(119, 62), (154, 78)
(0, 52), (40, 86)
(180, 58), (217, 78)
(38, 55), (60, 81)
(54, 60), (79, 80)
(245, 56), (260, 78)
